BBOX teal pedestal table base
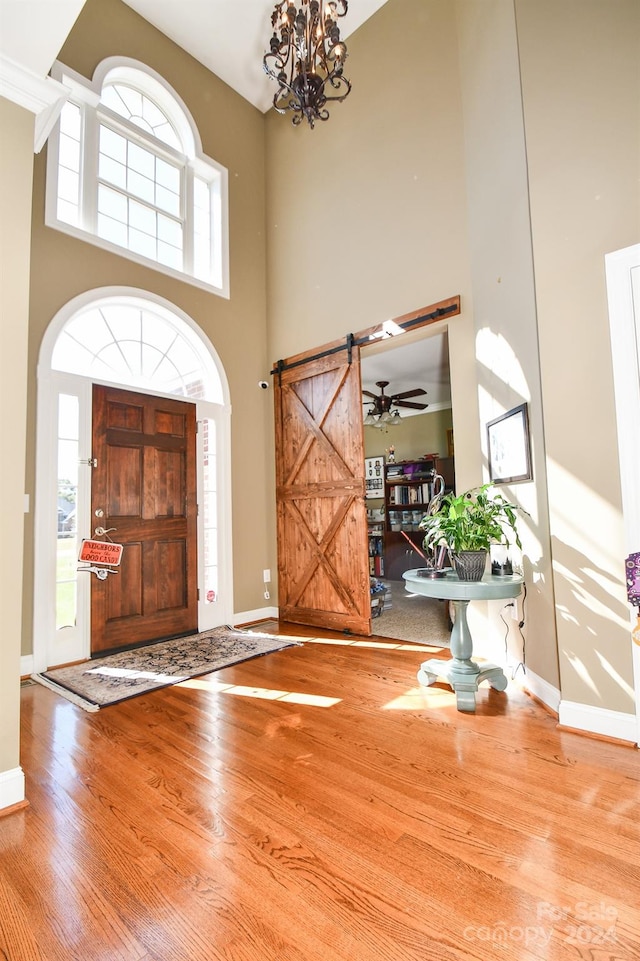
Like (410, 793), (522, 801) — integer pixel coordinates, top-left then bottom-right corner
(403, 570), (524, 713)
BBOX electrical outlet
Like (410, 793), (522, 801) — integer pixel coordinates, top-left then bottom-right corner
(263, 569), (271, 583)
(264, 590), (270, 600)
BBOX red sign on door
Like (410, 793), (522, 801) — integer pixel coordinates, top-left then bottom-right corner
(78, 539), (124, 566)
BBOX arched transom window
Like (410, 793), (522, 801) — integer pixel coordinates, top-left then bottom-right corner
(52, 298), (223, 402)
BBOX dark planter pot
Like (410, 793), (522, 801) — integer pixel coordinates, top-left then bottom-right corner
(452, 550), (487, 581)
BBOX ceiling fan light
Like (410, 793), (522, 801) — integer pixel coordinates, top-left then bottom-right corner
(389, 410), (402, 425)
(363, 410), (377, 426)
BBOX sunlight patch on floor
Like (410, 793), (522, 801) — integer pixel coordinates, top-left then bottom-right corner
(178, 677), (341, 707)
(383, 685), (457, 710)
(303, 637), (445, 654)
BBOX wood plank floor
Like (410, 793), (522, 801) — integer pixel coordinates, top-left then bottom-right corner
(2, 623), (640, 961)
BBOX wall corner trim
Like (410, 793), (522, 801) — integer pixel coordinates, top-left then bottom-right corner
(519, 669), (560, 714)
(559, 699), (638, 745)
(0, 766), (26, 812)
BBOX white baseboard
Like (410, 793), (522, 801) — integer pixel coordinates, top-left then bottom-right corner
(21, 654), (34, 678)
(0, 766), (26, 811)
(559, 699), (638, 744)
(232, 605), (278, 626)
(517, 669), (561, 714)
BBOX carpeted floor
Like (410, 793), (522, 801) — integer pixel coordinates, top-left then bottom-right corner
(260, 581), (451, 647)
(372, 580), (451, 645)
(32, 626), (300, 711)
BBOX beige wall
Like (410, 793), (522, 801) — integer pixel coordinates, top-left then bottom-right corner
(22, 0), (271, 654)
(265, 0), (639, 710)
(0, 98), (34, 791)
(516, 0), (639, 712)
(364, 409), (453, 466)
(265, 0), (480, 487)
(455, 0), (559, 687)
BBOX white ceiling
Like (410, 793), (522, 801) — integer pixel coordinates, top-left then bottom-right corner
(361, 331), (451, 417)
(122, 0), (390, 113)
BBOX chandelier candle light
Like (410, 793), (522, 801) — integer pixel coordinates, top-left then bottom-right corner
(264, 1), (352, 128)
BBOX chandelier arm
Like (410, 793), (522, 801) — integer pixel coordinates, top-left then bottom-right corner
(263, 0), (352, 128)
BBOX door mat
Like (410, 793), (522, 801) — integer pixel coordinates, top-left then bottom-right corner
(32, 626), (301, 712)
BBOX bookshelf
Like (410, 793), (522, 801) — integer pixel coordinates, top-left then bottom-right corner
(384, 455), (454, 580)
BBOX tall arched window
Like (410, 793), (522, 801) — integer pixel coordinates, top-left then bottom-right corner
(46, 58), (229, 297)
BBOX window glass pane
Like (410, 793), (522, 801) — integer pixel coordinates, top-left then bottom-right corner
(156, 158), (180, 193)
(129, 227), (157, 259)
(57, 167), (79, 205)
(128, 142), (155, 179)
(57, 199), (80, 226)
(98, 184), (128, 223)
(155, 184), (180, 217)
(59, 133), (81, 173)
(60, 101), (81, 139)
(129, 198), (157, 235)
(127, 169), (155, 204)
(154, 123), (181, 151)
(141, 97), (167, 130)
(202, 418), (217, 605)
(99, 154), (127, 189)
(157, 213), (182, 247)
(99, 125), (127, 163)
(114, 85), (143, 118)
(157, 241), (183, 270)
(97, 213), (128, 247)
(57, 395), (78, 630)
(103, 305), (142, 341)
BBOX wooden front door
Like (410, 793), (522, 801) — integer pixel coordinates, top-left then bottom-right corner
(90, 385), (198, 655)
(274, 344), (371, 635)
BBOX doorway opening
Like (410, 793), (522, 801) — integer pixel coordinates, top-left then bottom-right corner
(33, 288), (232, 671)
(361, 322), (455, 646)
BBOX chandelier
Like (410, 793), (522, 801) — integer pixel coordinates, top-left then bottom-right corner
(263, 1), (352, 128)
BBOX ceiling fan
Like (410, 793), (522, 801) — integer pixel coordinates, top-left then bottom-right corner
(363, 380), (428, 417)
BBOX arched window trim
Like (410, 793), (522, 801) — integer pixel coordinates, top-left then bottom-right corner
(33, 287), (233, 672)
(45, 57), (229, 299)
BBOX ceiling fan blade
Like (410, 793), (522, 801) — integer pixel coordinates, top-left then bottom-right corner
(395, 400), (429, 410)
(362, 390), (378, 400)
(390, 388), (428, 401)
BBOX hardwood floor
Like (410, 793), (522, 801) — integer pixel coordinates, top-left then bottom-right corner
(3, 623), (640, 961)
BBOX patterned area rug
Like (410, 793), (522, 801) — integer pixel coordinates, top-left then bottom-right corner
(32, 627), (300, 712)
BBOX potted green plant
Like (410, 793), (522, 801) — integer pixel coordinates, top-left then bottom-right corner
(419, 484), (523, 581)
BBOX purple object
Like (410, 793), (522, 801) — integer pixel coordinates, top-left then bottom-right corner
(625, 552), (640, 606)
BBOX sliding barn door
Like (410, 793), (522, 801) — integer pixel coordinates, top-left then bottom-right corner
(274, 344), (371, 635)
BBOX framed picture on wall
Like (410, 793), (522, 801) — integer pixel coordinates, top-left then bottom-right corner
(365, 455), (385, 498)
(486, 403), (532, 484)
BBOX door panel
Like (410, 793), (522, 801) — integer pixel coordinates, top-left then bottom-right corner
(274, 346), (371, 635)
(91, 385), (197, 655)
